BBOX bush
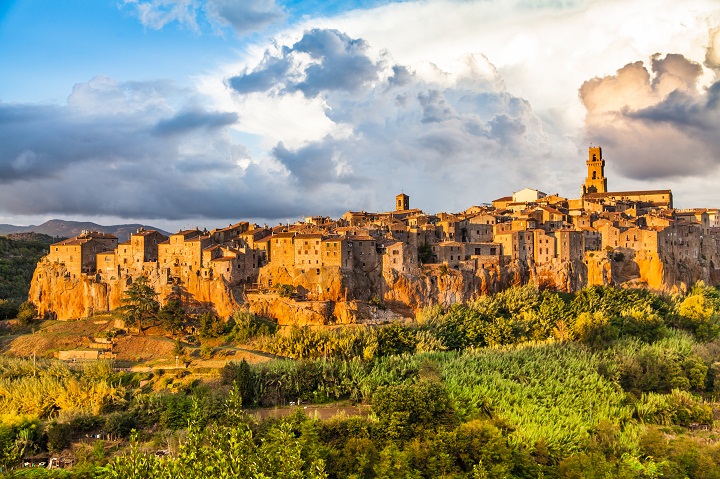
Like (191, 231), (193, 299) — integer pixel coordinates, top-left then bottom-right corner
(228, 310), (277, 343)
(372, 380), (454, 440)
(46, 421), (72, 452)
(198, 312), (225, 338)
(104, 412), (136, 438)
(16, 301), (37, 325)
(276, 284), (296, 298)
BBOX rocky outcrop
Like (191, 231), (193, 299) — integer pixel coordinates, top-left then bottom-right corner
(29, 248), (720, 322)
(29, 260), (240, 321)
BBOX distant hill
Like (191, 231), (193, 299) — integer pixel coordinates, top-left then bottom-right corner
(4, 232), (58, 244)
(0, 219), (170, 242)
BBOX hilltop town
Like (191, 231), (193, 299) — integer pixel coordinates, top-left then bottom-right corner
(29, 147), (720, 323)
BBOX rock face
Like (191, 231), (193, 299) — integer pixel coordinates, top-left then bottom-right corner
(29, 248), (720, 322)
(29, 260), (240, 321)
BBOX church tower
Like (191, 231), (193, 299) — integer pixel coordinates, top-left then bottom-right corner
(582, 146), (607, 195)
(396, 193), (409, 211)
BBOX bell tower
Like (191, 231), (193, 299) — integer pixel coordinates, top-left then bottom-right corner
(396, 193), (409, 211)
(582, 146), (607, 195)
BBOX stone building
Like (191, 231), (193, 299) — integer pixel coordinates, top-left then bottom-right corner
(432, 241), (465, 268)
(47, 231), (118, 277)
(554, 230), (584, 262)
(158, 229), (213, 278)
(379, 239), (418, 274)
(496, 230), (534, 261)
(533, 229), (556, 264)
(117, 229), (168, 275)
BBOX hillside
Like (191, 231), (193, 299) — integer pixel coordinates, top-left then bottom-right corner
(1, 284), (720, 478)
(0, 235), (50, 302)
(0, 219), (170, 242)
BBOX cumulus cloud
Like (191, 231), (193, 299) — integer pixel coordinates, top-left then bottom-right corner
(580, 48), (720, 180)
(122, 0), (285, 35)
(153, 108), (238, 136)
(0, 76), (320, 221)
(226, 28), (551, 211)
(0, 26), (558, 223)
(228, 29), (382, 97)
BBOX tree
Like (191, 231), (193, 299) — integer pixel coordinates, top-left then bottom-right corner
(418, 242), (433, 264)
(158, 299), (186, 334)
(117, 276), (159, 333)
(16, 301), (37, 325)
(0, 299), (19, 320)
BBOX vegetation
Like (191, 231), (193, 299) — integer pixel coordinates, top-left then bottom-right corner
(116, 276), (159, 333)
(0, 235), (50, 312)
(3, 283), (720, 477)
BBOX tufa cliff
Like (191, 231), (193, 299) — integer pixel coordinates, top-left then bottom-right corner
(28, 247), (718, 325)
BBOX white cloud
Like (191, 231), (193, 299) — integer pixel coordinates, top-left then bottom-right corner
(122, 0), (285, 35)
(5, 0), (720, 228)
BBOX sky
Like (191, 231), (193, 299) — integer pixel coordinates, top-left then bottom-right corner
(1, 0), (720, 232)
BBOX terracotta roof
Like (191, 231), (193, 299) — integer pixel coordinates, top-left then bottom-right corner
(132, 229), (163, 237)
(294, 233), (324, 239)
(55, 238), (85, 246)
(347, 235), (375, 241)
(79, 231), (118, 239)
(585, 190), (672, 199)
(173, 229), (202, 238)
(241, 227), (270, 238)
(210, 257), (235, 262)
(437, 241), (464, 247)
(321, 235), (344, 242)
(271, 232), (296, 239)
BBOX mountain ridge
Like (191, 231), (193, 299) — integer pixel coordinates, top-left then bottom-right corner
(0, 219), (170, 242)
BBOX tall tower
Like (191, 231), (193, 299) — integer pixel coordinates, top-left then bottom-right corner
(582, 146), (607, 195)
(396, 193), (409, 211)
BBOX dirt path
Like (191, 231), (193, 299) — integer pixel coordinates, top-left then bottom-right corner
(251, 404), (371, 421)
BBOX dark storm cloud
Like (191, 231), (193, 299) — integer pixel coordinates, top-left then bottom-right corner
(0, 76), (318, 221)
(153, 109), (238, 136)
(0, 102), (159, 182)
(228, 29), (382, 97)
(273, 141), (353, 188)
(580, 51), (720, 180)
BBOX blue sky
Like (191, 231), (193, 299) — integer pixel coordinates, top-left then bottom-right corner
(1, 0), (720, 230)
